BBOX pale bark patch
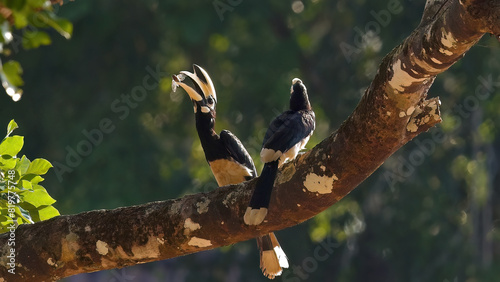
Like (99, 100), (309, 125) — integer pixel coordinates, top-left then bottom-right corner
(96, 240), (109, 256)
(188, 237), (212, 247)
(303, 173), (336, 194)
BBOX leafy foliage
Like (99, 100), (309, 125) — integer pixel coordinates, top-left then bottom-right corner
(0, 0), (72, 101)
(0, 119), (59, 233)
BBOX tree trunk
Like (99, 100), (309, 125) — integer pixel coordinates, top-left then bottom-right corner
(1, 0), (499, 281)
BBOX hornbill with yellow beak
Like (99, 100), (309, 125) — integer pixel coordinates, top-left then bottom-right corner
(244, 78), (315, 226)
(172, 65), (288, 279)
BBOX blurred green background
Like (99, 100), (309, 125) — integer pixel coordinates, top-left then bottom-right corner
(1, 0), (499, 281)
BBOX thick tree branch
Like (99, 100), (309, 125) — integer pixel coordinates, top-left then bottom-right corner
(1, 0), (498, 281)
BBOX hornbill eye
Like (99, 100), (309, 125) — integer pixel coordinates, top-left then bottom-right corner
(207, 97), (215, 105)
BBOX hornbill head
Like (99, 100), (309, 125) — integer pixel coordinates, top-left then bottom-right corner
(172, 64), (217, 117)
(289, 78), (311, 112)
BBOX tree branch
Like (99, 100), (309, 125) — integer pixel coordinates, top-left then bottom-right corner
(1, 0), (498, 280)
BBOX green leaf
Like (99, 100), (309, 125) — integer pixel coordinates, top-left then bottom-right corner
(35, 12), (72, 39)
(0, 136), (24, 157)
(0, 215), (14, 233)
(13, 11), (28, 29)
(15, 206), (33, 224)
(25, 204), (60, 222)
(5, 0), (27, 11)
(31, 175), (44, 185)
(0, 207), (10, 217)
(6, 120), (18, 137)
(3, 60), (24, 87)
(22, 30), (52, 49)
(0, 118), (59, 232)
(16, 155), (30, 175)
(53, 18), (73, 39)
(20, 174), (44, 185)
(21, 180), (32, 190)
(0, 186), (23, 194)
(0, 155), (17, 170)
(19, 186), (55, 207)
(27, 0), (47, 9)
(36, 205), (60, 221)
(25, 158), (52, 175)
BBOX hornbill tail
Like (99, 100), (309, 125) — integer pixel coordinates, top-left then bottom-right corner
(257, 233), (289, 279)
(244, 160), (279, 225)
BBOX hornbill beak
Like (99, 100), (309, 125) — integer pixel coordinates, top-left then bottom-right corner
(172, 64), (217, 113)
(192, 64), (217, 103)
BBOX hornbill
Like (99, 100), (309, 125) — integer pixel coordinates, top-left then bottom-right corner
(244, 78), (315, 226)
(172, 65), (289, 279)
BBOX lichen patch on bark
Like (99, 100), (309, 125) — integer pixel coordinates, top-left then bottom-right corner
(196, 198), (210, 214)
(169, 200), (182, 215)
(439, 47), (453, 55)
(184, 218), (201, 235)
(188, 237), (212, 247)
(61, 232), (80, 262)
(389, 59), (428, 92)
(222, 190), (238, 208)
(303, 173), (336, 194)
(276, 162), (296, 183)
(47, 258), (56, 266)
(440, 29), (457, 48)
(131, 236), (161, 259)
(96, 240), (109, 255)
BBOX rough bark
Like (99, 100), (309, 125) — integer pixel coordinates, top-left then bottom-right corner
(1, 0), (499, 281)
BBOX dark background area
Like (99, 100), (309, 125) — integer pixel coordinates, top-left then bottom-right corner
(1, 0), (499, 281)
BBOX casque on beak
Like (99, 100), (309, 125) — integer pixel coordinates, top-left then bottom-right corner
(172, 64), (217, 113)
(192, 64), (217, 103)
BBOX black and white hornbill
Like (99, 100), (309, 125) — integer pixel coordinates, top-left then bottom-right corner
(244, 78), (315, 226)
(172, 65), (289, 279)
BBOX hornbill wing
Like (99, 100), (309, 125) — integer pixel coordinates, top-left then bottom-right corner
(220, 130), (257, 178)
(261, 110), (315, 163)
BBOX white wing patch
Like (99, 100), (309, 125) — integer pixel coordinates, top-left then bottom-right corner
(260, 148), (282, 163)
(278, 134), (312, 167)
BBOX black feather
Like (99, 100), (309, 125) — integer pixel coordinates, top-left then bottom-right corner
(220, 130), (257, 178)
(248, 160), (279, 209)
(262, 110), (315, 154)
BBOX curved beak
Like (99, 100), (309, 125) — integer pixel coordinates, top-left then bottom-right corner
(172, 64), (217, 104)
(172, 73), (203, 102)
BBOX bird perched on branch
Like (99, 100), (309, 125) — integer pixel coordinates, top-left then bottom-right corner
(172, 65), (288, 279)
(244, 78), (315, 226)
